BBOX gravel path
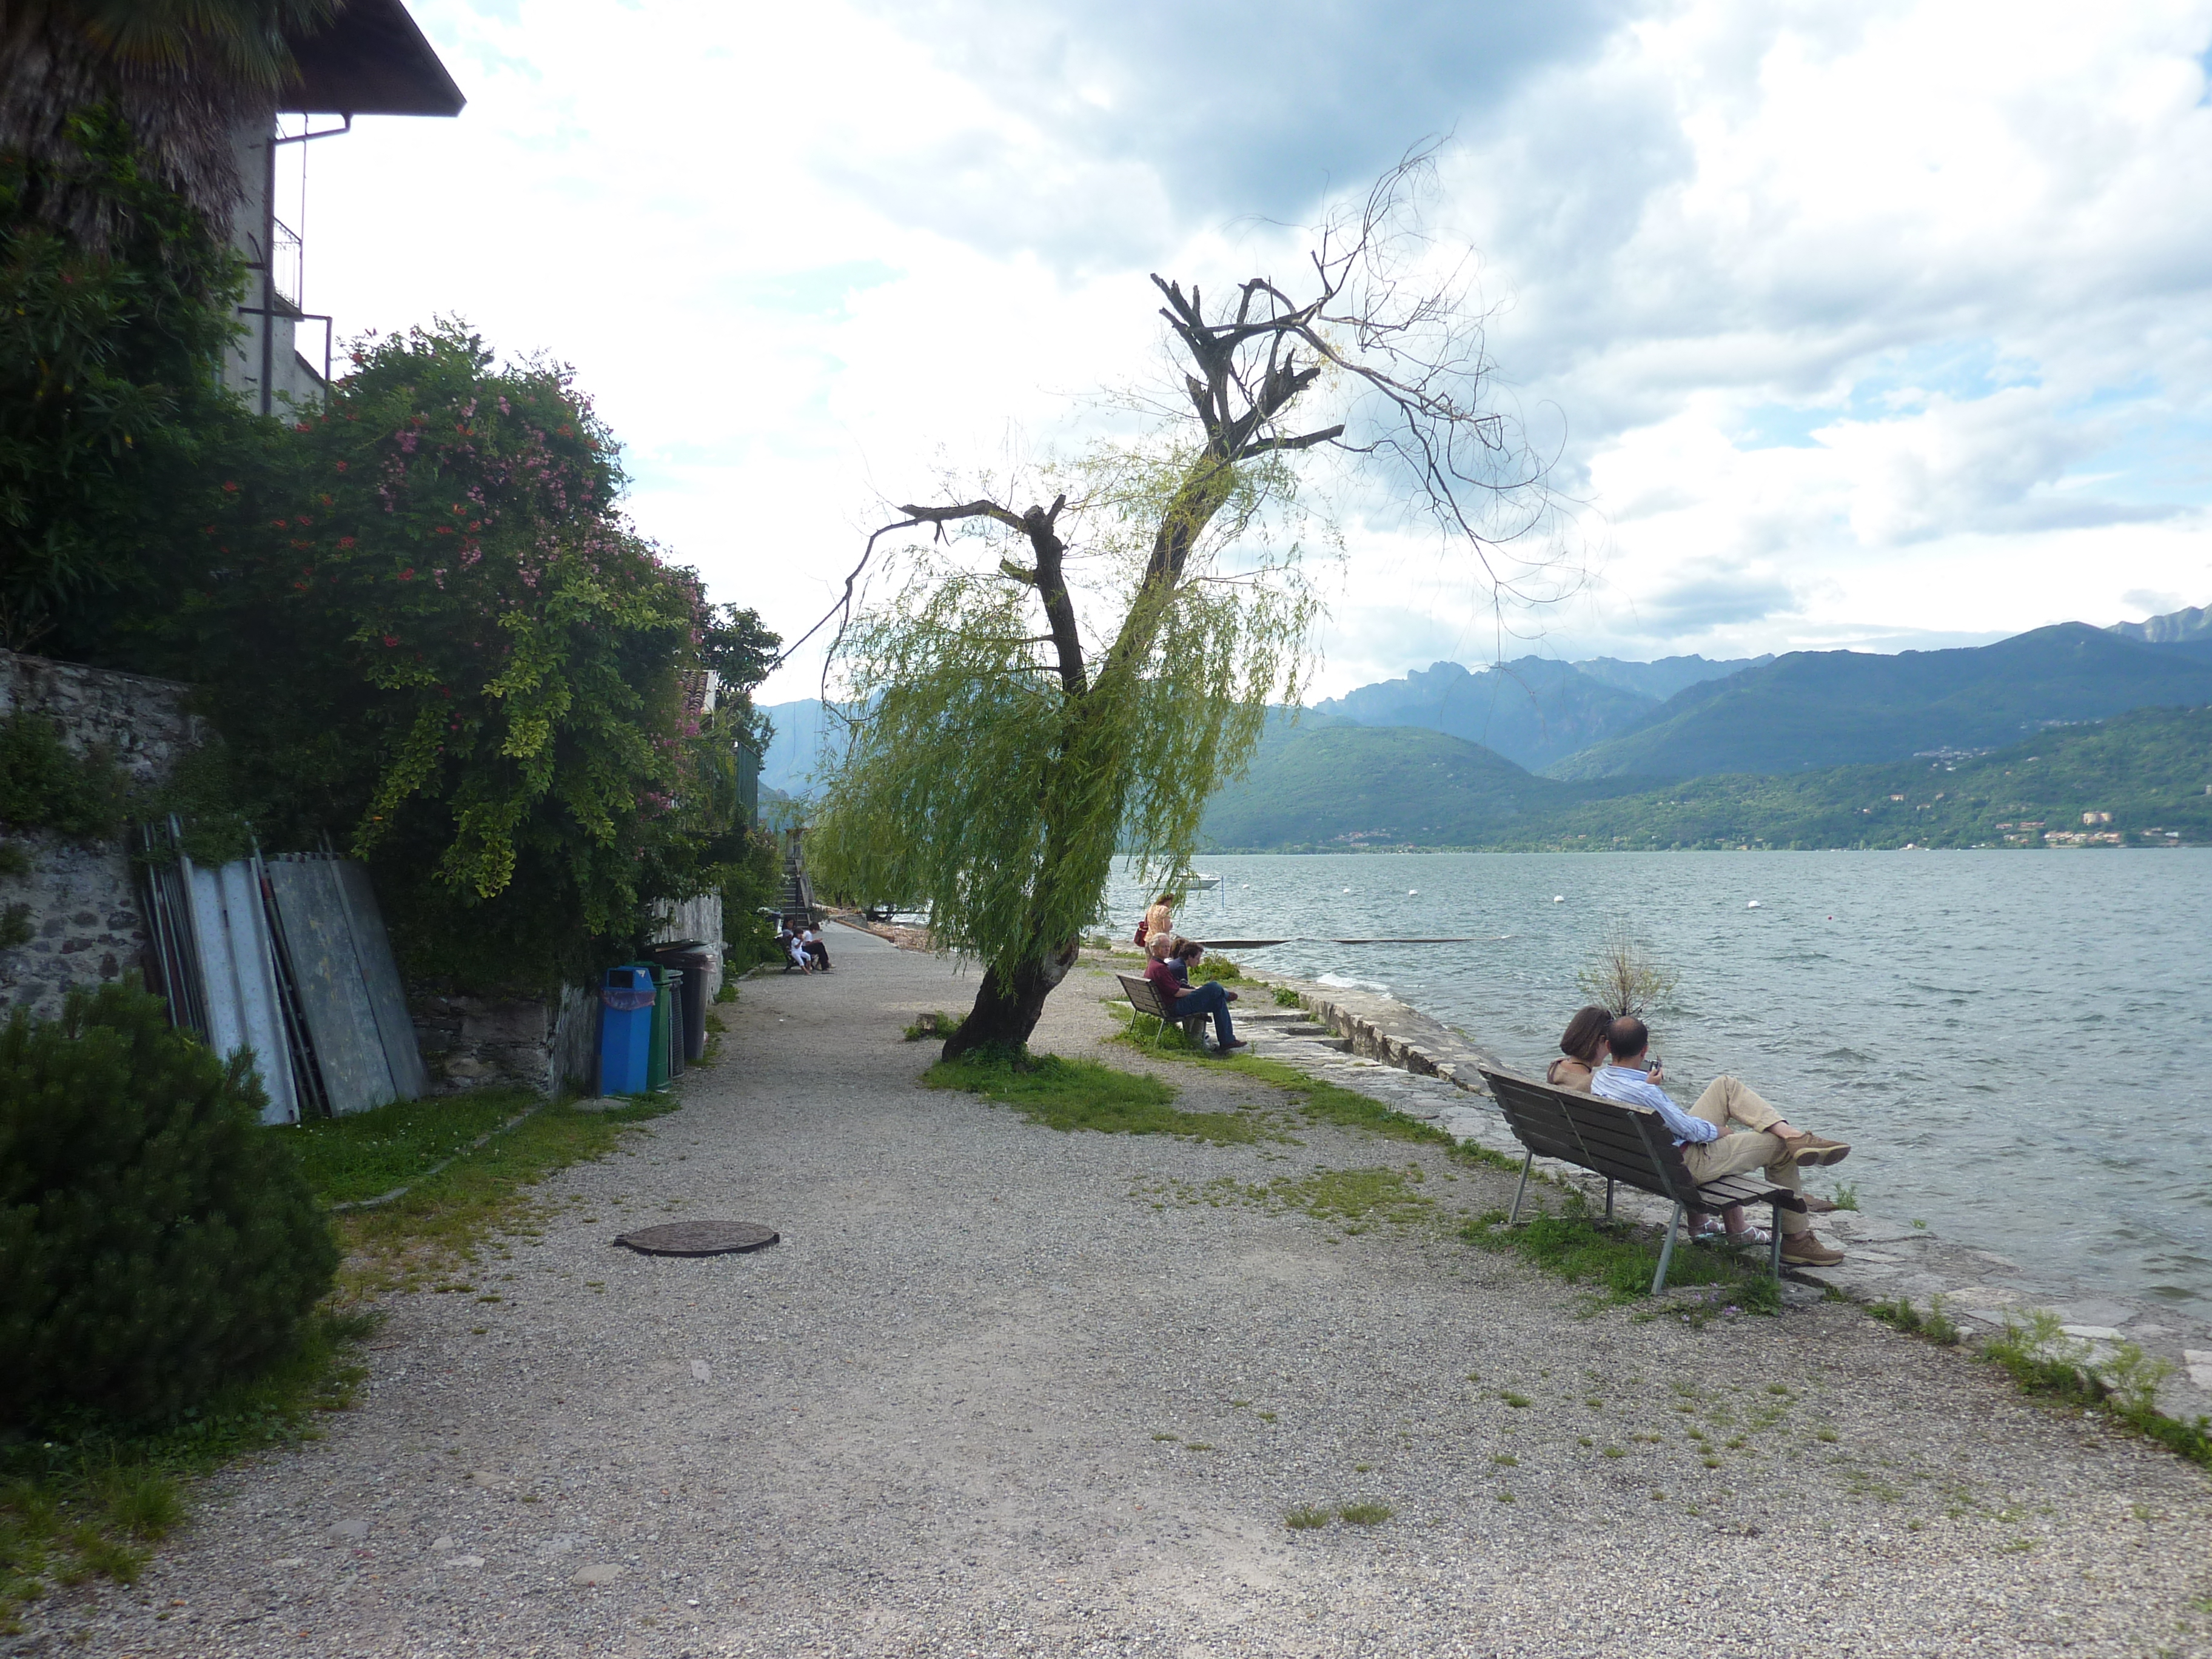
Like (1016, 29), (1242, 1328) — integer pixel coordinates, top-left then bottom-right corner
(17, 927), (2212, 1658)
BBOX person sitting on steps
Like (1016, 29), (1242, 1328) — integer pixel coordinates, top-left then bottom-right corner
(1589, 1015), (1850, 1267)
(1547, 1004), (1612, 1091)
(1142, 934), (1246, 1053)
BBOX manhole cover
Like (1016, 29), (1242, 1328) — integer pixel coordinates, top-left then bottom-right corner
(612, 1221), (779, 1256)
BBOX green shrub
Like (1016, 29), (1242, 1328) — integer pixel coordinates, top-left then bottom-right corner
(0, 714), (127, 839)
(0, 980), (338, 1428)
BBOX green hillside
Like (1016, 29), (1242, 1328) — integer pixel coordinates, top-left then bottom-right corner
(1544, 624), (2212, 779)
(1199, 705), (2212, 851)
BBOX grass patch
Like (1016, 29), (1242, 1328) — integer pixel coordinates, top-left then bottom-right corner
(1107, 1008), (1451, 1149)
(1336, 1503), (1392, 1526)
(923, 1048), (1265, 1145)
(1460, 1206), (1782, 1313)
(328, 1091), (684, 1299)
(1272, 986), (1302, 1007)
(1285, 1506), (1332, 1530)
(903, 1011), (956, 1042)
(1828, 1181), (1860, 1212)
(1135, 1165), (1433, 1230)
(289, 1087), (543, 1205)
(0, 1306), (378, 1626)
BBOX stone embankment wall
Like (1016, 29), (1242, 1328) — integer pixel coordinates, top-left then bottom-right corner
(0, 651), (202, 1020)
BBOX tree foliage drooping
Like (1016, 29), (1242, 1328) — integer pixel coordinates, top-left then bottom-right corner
(0, 979), (339, 1429)
(811, 155), (1566, 1057)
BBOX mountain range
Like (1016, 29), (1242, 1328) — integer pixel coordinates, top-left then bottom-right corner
(755, 598), (2212, 850)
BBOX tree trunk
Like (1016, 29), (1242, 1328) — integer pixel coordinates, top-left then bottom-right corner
(940, 939), (1080, 1060)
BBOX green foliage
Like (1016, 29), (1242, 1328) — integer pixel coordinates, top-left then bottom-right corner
(1336, 1503), (1393, 1526)
(922, 1047), (1266, 1143)
(902, 1011), (955, 1042)
(717, 825), (783, 970)
(810, 447), (1316, 997)
(1203, 703), (2212, 851)
(1285, 1505), (1332, 1529)
(0, 978), (339, 1429)
(1272, 985), (1302, 1007)
(0, 712), (127, 837)
(1575, 918), (1679, 1016)
(0, 106), (250, 655)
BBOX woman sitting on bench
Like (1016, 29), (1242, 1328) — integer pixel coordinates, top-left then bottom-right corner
(1547, 1004), (1611, 1091)
(1142, 936), (1246, 1052)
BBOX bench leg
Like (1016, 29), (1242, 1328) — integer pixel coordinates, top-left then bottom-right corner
(1604, 1179), (1615, 1222)
(1508, 1150), (1534, 1225)
(1770, 1199), (1784, 1281)
(1651, 1202), (1684, 1296)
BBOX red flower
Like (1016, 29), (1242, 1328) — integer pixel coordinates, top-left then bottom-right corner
(335, 461), (349, 473)
(271, 519), (289, 529)
(400, 568), (415, 581)
(338, 536), (357, 549)
(221, 481), (240, 494)
(381, 635), (398, 647)
(294, 421), (312, 433)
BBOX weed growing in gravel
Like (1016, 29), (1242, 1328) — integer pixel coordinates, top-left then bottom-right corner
(1829, 1181), (1860, 1211)
(1336, 1503), (1392, 1526)
(1285, 1506), (1332, 1529)
(1978, 1313), (2211, 1471)
(902, 1012), (956, 1042)
(926, 1050), (1272, 1144)
(1869, 1294), (1962, 1346)
(1272, 987), (1303, 1007)
(1131, 1166), (1434, 1230)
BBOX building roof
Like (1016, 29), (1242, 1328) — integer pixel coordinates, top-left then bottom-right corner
(283, 0), (465, 117)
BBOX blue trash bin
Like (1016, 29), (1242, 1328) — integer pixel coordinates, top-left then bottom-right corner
(598, 965), (657, 1095)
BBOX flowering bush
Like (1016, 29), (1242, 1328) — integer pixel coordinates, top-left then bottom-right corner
(174, 323), (756, 986)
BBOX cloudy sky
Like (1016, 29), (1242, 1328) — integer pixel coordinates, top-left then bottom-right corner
(297, 0), (2212, 700)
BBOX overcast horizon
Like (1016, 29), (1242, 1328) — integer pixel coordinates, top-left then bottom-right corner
(293, 0), (2212, 701)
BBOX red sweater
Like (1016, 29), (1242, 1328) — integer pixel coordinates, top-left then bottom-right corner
(1142, 958), (1186, 1003)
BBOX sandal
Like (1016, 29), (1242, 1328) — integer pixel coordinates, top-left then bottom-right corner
(1723, 1224), (1773, 1247)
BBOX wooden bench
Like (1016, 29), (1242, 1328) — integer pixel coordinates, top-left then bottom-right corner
(1477, 1067), (1805, 1293)
(1117, 973), (1208, 1047)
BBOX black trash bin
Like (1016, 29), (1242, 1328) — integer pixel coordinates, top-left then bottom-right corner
(651, 940), (712, 1064)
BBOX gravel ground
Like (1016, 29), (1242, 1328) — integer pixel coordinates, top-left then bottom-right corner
(16, 927), (2212, 1658)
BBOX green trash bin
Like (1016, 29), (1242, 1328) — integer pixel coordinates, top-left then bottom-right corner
(647, 964), (672, 1093)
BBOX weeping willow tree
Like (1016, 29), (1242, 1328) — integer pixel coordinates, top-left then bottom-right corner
(809, 152), (1568, 1058)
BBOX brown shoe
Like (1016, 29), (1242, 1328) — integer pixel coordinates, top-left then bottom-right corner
(1780, 1230), (1845, 1267)
(1772, 1130), (1851, 1167)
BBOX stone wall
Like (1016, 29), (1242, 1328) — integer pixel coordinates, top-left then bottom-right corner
(0, 652), (201, 1020)
(409, 896), (723, 1096)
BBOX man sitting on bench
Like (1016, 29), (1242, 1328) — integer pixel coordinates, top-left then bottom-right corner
(1143, 936), (1247, 1053)
(1591, 1016), (1850, 1269)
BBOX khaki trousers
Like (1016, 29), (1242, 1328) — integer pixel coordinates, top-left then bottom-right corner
(1676, 1076), (1808, 1234)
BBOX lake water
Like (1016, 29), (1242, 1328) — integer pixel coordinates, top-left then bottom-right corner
(1114, 851), (2212, 1312)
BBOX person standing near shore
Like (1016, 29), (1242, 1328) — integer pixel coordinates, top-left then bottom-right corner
(1140, 893), (1178, 948)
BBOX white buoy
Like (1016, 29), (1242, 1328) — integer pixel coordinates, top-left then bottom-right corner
(1407, 888), (1419, 897)
(1552, 894), (1565, 903)
(1342, 887), (1353, 894)
(1747, 900), (1761, 910)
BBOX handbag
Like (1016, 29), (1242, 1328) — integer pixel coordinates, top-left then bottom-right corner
(1133, 921), (1148, 945)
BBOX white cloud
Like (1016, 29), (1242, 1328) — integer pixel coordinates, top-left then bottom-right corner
(296, 0), (2212, 701)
